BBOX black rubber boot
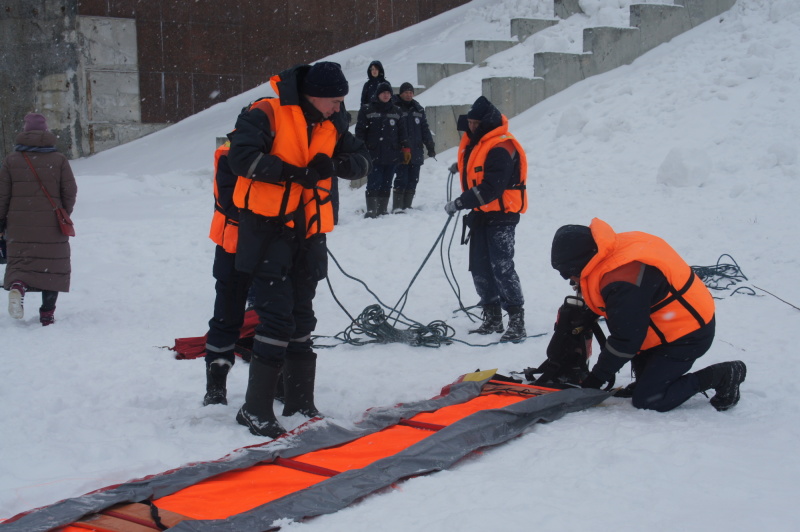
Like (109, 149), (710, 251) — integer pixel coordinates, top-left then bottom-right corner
(282, 355), (322, 418)
(236, 357), (286, 438)
(392, 188), (406, 213)
(377, 193), (390, 216)
(699, 361), (747, 411)
(203, 358), (232, 406)
(500, 306), (527, 343)
(364, 192), (379, 219)
(469, 304), (504, 335)
(404, 190), (415, 210)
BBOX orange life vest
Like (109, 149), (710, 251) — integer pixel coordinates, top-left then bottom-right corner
(208, 141), (239, 253)
(580, 218), (715, 351)
(457, 115), (527, 214)
(232, 77), (338, 238)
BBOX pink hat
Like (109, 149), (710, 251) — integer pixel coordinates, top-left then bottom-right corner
(23, 113), (49, 132)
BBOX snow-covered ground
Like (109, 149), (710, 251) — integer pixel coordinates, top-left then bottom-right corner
(2, 0), (800, 529)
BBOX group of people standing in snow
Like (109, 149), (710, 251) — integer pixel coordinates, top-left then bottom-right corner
(356, 60), (435, 217)
(197, 58), (745, 442)
(0, 57), (745, 444)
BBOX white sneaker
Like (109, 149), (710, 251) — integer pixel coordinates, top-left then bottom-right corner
(8, 288), (24, 319)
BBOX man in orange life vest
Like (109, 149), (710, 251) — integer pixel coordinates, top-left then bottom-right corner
(444, 96), (528, 343)
(202, 140), (253, 406)
(227, 62), (370, 437)
(550, 218), (746, 412)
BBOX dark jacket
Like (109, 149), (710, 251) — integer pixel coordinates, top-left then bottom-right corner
(455, 101), (521, 225)
(360, 60), (389, 106)
(394, 97), (434, 166)
(355, 98), (408, 165)
(228, 64), (371, 189)
(590, 264), (716, 382)
(0, 130), (77, 292)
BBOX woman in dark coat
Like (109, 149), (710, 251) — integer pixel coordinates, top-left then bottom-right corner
(360, 60), (389, 106)
(0, 113), (77, 325)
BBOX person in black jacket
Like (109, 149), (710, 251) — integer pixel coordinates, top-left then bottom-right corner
(360, 60), (389, 106)
(202, 141), (253, 406)
(392, 82), (435, 212)
(356, 82), (409, 218)
(227, 62), (370, 438)
(444, 97), (528, 343)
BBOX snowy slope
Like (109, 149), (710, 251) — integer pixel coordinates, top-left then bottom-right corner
(2, 0), (800, 530)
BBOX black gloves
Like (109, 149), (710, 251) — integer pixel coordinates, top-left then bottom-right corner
(444, 198), (463, 215)
(282, 154), (334, 189)
(449, 162), (458, 174)
(581, 373), (604, 389)
(427, 144), (436, 158)
(307, 153), (335, 180)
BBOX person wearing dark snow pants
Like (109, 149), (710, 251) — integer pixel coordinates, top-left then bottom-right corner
(356, 81), (409, 218)
(227, 62), (370, 438)
(444, 96), (528, 343)
(550, 218), (746, 412)
(392, 82), (435, 212)
(202, 140), (254, 406)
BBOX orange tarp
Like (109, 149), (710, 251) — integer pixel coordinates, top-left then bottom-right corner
(155, 465), (325, 520)
(410, 393), (525, 425)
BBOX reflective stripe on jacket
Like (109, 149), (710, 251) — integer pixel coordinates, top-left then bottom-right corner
(580, 218), (715, 351)
(232, 78), (338, 238)
(457, 115), (527, 214)
(209, 141), (239, 253)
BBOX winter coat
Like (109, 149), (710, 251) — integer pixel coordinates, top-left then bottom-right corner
(454, 99), (525, 225)
(228, 64), (370, 240)
(395, 97), (434, 166)
(360, 61), (389, 106)
(355, 98), (408, 165)
(0, 130), (77, 292)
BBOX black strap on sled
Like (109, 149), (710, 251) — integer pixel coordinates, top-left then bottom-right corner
(142, 499), (168, 531)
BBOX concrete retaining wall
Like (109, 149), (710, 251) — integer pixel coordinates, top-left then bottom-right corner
(427, 0), (737, 154)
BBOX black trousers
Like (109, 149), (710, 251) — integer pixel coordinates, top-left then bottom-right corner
(631, 317), (716, 412)
(468, 221), (524, 310)
(205, 245), (251, 366)
(235, 211), (321, 365)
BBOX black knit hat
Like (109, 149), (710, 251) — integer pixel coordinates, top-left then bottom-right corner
(376, 81), (393, 96)
(551, 225), (598, 279)
(399, 82), (414, 94)
(467, 96), (493, 120)
(301, 62), (349, 97)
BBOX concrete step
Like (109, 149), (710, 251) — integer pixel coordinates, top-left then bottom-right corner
(417, 62), (473, 90)
(481, 77), (546, 119)
(466, 39), (517, 64)
(554, 0), (584, 19)
(510, 18), (559, 41)
(424, 104), (472, 155)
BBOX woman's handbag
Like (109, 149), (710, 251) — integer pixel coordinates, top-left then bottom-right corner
(22, 153), (75, 236)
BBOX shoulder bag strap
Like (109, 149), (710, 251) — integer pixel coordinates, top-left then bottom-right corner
(21, 152), (59, 211)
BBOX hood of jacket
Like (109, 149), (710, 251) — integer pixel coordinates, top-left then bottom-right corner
(15, 129), (58, 148)
(367, 60), (385, 79)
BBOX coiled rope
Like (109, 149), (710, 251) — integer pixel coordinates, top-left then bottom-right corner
(314, 169), (545, 348)
(692, 254), (799, 311)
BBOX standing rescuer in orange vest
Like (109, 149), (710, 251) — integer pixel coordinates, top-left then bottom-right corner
(444, 96), (528, 343)
(550, 218), (746, 412)
(227, 62), (370, 438)
(202, 140), (253, 406)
